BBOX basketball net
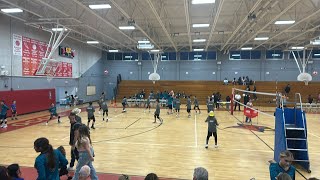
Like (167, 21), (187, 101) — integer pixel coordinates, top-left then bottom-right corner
(149, 52), (161, 83)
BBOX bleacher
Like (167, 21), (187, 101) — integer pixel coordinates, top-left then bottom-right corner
(116, 80), (320, 108)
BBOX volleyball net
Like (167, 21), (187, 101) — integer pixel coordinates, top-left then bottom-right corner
(230, 88), (282, 122)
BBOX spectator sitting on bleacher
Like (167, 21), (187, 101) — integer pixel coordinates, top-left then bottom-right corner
(238, 77), (242, 85)
(284, 84), (291, 95)
(308, 95), (313, 104)
(318, 92), (320, 103)
(232, 78), (236, 85)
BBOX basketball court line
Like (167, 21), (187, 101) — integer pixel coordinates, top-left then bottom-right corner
(194, 113), (198, 147)
(307, 132), (320, 139)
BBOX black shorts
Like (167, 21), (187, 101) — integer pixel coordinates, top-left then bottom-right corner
(103, 109), (108, 113)
(12, 110), (17, 115)
(0, 114), (7, 120)
(194, 105), (199, 109)
(51, 113), (58, 117)
(207, 131), (216, 137)
(187, 109), (191, 113)
(168, 105), (173, 109)
(175, 108), (180, 112)
(88, 116), (96, 122)
(154, 113), (160, 118)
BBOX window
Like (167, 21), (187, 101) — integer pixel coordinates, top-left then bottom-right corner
(142, 53), (154, 60)
(168, 52), (177, 60)
(114, 53), (122, 60)
(122, 52), (138, 61)
(106, 53), (115, 60)
(207, 51), (217, 60)
(266, 50), (284, 60)
(180, 52), (189, 60)
(311, 50), (320, 59)
(289, 50), (309, 59)
(229, 50), (261, 60)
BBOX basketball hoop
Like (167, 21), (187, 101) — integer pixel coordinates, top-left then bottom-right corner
(297, 72), (312, 86)
(149, 52), (161, 83)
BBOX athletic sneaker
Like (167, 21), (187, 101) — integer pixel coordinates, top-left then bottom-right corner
(2, 124), (7, 128)
(106, 118), (108, 122)
(58, 120), (61, 123)
(67, 166), (74, 171)
(103, 118), (105, 121)
(0, 123), (4, 128)
(91, 126), (95, 129)
(215, 144), (219, 148)
(45, 122), (48, 126)
(205, 144), (208, 149)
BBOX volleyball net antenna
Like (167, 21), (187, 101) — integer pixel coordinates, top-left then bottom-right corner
(148, 51), (161, 84)
(230, 87), (285, 124)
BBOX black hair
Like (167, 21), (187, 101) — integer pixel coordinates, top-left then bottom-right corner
(145, 173), (159, 180)
(89, 102), (92, 105)
(34, 137), (56, 171)
(7, 164), (20, 178)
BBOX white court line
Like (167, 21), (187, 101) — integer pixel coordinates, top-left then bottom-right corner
(94, 141), (196, 148)
(194, 113), (198, 147)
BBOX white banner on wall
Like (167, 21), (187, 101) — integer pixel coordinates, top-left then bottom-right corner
(13, 34), (22, 56)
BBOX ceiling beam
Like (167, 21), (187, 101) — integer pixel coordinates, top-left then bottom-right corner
(109, 0), (160, 49)
(146, 0), (177, 51)
(220, 0), (264, 51)
(254, 4), (320, 49)
(1, 0), (43, 18)
(34, 0), (134, 51)
(269, 24), (320, 49)
(71, 0), (136, 43)
(183, 0), (192, 51)
(205, 0), (225, 51)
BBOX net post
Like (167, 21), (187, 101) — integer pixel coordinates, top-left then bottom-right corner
(231, 88), (235, 115)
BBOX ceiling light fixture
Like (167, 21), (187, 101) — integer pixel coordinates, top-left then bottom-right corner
(52, 28), (67, 32)
(192, 0), (215, 4)
(150, 49), (160, 52)
(274, 20), (295, 25)
(193, 49), (204, 51)
(290, 46), (304, 50)
(108, 50), (119, 52)
(254, 37), (269, 41)
(193, 39), (206, 42)
(89, 4), (111, 9)
(86, 41), (99, 44)
(1, 8), (23, 13)
(138, 40), (150, 43)
(119, 26), (135, 30)
(192, 24), (210, 28)
(241, 47), (253, 50)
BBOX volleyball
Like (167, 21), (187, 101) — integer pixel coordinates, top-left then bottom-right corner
(312, 71), (318, 76)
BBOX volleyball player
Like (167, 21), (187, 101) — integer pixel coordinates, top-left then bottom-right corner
(193, 96), (201, 114)
(11, 100), (18, 120)
(0, 100), (9, 128)
(207, 98), (214, 113)
(186, 96), (192, 118)
(175, 96), (181, 118)
(145, 95), (151, 113)
(122, 96), (127, 112)
(46, 103), (61, 125)
(205, 111), (219, 148)
(101, 100), (108, 122)
(154, 99), (162, 123)
(87, 102), (96, 129)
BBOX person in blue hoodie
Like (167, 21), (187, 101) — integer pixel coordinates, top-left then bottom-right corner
(34, 137), (68, 180)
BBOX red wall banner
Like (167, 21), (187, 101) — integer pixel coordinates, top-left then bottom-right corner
(20, 35), (72, 77)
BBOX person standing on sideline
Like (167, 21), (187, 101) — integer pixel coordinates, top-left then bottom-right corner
(122, 96), (127, 112)
(145, 95), (151, 113)
(269, 150), (296, 180)
(175, 96), (181, 118)
(205, 111), (219, 148)
(234, 92), (241, 111)
(34, 137), (68, 180)
(153, 99), (162, 123)
(186, 96), (192, 118)
(226, 95), (231, 110)
(68, 112), (82, 171)
(86, 102), (96, 129)
(11, 100), (18, 120)
(73, 125), (98, 180)
(0, 100), (9, 128)
(46, 103), (61, 125)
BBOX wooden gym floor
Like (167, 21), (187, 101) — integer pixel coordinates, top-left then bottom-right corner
(0, 103), (319, 180)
